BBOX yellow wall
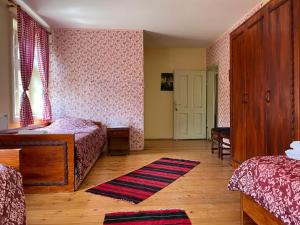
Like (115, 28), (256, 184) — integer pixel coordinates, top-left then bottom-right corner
(144, 48), (206, 139)
(0, 1), (12, 121)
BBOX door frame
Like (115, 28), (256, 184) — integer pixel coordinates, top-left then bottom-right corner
(173, 69), (207, 139)
(206, 66), (218, 139)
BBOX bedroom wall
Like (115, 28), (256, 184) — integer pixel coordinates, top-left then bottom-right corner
(144, 48), (206, 139)
(0, 1), (12, 122)
(49, 29), (144, 150)
(207, 0), (270, 126)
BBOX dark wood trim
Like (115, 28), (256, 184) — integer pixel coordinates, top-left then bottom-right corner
(290, 0), (296, 140)
(246, 15), (264, 29)
(293, 0), (300, 139)
(230, 2), (269, 35)
(231, 30), (244, 41)
(269, 0), (290, 12)
(144, 139), (174, 141)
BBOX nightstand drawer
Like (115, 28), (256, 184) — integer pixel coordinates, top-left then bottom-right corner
(107, 127), (130, 156)
(108, 129), (129, 137)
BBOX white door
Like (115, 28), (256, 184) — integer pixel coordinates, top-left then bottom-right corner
(174, 70), (207, 139)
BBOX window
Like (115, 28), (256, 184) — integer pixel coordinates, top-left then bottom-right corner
(12, 18), (43, 120)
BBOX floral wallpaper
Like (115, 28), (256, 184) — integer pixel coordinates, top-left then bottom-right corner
(207, 2), (267, 126)
(49, 29), (144, 150)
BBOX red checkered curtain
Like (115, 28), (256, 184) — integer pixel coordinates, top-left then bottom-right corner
(17, 7), (35, 127)
(36, 25), (52, 122)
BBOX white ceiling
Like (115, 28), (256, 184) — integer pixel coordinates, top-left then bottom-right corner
(23, 0), (261, 47)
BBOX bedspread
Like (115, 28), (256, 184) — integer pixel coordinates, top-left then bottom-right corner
(0, 165), (26, 225)
(73, 126), (106, 188)
(228, 156), (300, 225)
(37, 117), (106, 189)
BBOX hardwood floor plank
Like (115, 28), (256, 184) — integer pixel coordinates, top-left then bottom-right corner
(26, 140), (240, 225)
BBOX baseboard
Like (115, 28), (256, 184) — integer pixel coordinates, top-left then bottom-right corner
(145, 138), (174, 141)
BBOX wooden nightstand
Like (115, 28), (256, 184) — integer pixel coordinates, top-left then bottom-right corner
(107, 127), (130, 156)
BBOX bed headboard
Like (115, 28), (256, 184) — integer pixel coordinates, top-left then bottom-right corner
(0, 149), (21, 171)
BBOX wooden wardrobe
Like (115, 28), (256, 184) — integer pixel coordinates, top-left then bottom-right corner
(230, 0), (300, 166)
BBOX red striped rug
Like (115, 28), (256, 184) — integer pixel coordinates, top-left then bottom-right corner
(103, 209), (192, 225)
(87, 157), (200, 204)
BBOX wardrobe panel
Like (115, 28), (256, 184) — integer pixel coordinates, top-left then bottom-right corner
(266, 0), (294, 155)
(230, 30), (247, 165)
(230, 0), (300, 166)
(244, 12), (267, 159)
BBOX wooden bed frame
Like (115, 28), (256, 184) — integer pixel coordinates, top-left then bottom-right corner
(241, 193), (284, 225)
(0, 148), (22, 171)
(0, 122), (103, 193)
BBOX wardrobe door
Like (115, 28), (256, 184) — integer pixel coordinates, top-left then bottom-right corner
(230, 28), (247, 166)
(244, 10), (268, 159)
(266, 0), (294, 155)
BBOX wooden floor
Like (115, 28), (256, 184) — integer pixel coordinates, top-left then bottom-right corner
(26, 140), (240, 225)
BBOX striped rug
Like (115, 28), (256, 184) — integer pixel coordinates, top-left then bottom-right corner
(103, 209), (192, 225)
(87, 157), (200, 204)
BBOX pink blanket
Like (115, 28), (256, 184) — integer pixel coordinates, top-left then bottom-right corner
(228, 156), (300, 225)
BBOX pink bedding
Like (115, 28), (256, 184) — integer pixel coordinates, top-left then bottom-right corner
(37, 117), (106, 189)
(228, 156), (300, 225)
(0, 165), (26, 225)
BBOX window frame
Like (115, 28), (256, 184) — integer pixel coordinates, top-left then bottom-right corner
(11, 18), (43, 122)
(12, 18), (20, 121)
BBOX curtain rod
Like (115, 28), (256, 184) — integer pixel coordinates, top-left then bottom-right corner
(6, 0), (52, 34)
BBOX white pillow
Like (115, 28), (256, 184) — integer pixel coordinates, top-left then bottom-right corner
(285, 149), (300, 160)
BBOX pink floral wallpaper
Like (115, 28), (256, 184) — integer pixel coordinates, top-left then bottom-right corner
(49, 29), (144, 150)
(207, 2), (266, 126)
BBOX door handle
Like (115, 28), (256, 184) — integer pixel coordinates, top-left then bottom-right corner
(265, 90), (271, 103)
(242, 93), (249, 103)
(174, 102), (180, 111)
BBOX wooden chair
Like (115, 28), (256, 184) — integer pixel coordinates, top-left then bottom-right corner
(211, 127), (230, 160)
(211, 128), (221, 154)
(219, 130), (231, 160)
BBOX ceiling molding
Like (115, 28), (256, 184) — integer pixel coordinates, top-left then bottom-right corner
(23, 0), (262, 47)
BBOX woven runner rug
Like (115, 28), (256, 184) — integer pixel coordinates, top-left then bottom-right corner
(103, 209), (192, 225)
(87, 157), (200, 204)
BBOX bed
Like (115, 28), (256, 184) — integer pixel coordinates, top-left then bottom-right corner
(228, 156), (300, 225)
(0, 149), (26, 225)
(0, 117), (106, 193)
